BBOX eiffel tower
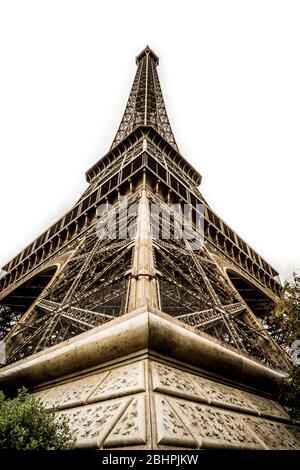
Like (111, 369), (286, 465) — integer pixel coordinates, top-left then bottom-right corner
(1, 47), (299, 451)
(0, 46), (287, 368)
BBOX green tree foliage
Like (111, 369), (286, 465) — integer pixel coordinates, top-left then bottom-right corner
(270, 274), (300, 420)
(0, 387), (75, 450)
(278, 367), (300, 420)
(272, 274), (300, 346)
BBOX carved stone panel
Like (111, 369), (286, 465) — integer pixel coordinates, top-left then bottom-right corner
(286, 425), (300, 444)
(171, 397), (264, 449)
(243, 416), (300, 450)
(56, 397), (130, 448)
(151, 361), (257, 414)
(192, 376), (257, 413)
(154, 395), (197, 448)
(33, 388), (53, 402)
(104, 394), (147, 448)
(88, 361), (145, 403)
(151, 362), (207, 402)
(38, 372), (109, 410)
(240, 391), (290, 420)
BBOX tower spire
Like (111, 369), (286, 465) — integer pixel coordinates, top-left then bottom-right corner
(111, 46), (178, 151)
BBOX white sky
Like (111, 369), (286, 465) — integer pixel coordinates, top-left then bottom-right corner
(0, 0), (299, 283)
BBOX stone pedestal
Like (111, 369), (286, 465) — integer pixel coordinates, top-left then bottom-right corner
(1, 307), (299, 450)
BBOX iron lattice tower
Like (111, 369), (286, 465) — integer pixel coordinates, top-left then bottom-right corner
(0, 47), (289, 370)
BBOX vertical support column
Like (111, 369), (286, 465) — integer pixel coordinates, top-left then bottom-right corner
(127, 188), (158, 311)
